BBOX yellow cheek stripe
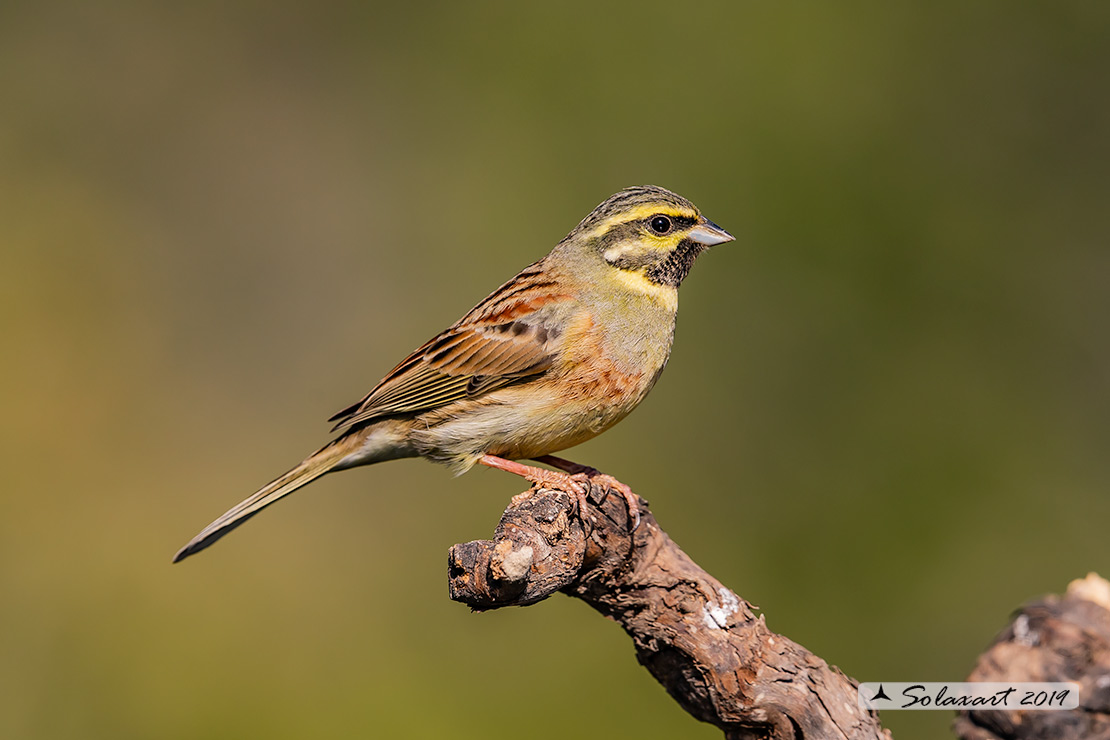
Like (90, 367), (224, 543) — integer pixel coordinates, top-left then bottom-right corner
(603, 231), (683, 263)
(610, 269), (679, 311)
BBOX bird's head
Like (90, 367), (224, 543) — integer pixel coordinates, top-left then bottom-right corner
(561, 186), (734, 297)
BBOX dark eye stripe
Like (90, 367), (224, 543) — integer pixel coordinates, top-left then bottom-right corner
(645, 214), (696, 230)
(606, 250), (658, 271)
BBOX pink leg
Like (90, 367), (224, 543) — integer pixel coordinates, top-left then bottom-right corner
(478, 455), (592, 525)
(531, 455), (641, 531)
(532, 455), (598, 476)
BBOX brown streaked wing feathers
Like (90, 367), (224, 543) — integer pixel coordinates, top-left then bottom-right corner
(328, 265), (568, 433)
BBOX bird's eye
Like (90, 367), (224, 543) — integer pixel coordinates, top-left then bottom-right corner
(649, 215), (673, 235)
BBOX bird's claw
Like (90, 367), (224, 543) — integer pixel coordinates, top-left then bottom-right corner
(480, 454), (639, 533)
(571, 472), (641, 532)
(520, 468), (591, 523)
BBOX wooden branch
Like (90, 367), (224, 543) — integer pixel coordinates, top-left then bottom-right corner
(447, 480), (1110, 739)
(447, 482), (890, 739)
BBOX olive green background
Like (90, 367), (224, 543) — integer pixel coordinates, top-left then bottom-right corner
(2, 3), (1108, 739)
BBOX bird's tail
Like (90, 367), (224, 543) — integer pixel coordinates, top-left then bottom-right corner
(173, 435), (363, 563)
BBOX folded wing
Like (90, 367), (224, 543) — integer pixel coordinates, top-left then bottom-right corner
(329, 265), (571, 433)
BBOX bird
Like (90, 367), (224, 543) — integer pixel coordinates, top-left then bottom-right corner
(173, 185), (734, 563)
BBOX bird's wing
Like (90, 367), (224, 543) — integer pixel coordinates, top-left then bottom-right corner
(328, 262), (573, 433)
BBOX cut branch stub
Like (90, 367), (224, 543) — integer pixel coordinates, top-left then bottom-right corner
(953, 573), (1110, 740)
(448, 488), (592, 607)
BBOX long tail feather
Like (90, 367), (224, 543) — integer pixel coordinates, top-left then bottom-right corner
(173, 437), (358, 563)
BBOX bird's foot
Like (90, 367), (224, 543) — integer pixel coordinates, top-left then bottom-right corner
(478, 455), (591, 526)
(532, 455), (642, 531)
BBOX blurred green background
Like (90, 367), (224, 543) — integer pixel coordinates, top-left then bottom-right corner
(2, 2), (1108, 738)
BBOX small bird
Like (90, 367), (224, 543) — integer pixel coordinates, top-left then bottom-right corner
(174, 185), (733, 562)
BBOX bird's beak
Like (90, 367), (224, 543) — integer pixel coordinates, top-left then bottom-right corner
(688, 219), (735, 246)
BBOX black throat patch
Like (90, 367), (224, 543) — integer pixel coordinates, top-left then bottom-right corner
(645, 239), (707, 287)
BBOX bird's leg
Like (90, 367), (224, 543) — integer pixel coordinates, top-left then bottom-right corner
(531, 454), (598, 476)
(478, 455), (592, 525)
(531, 455), (641, 531)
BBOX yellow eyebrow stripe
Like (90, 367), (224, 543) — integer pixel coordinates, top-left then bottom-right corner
(583, 203), (699, 240)
(616, 203), (698, 223)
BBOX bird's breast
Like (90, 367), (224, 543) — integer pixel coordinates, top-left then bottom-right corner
(556, 306), (675, 417)
(408, 299), (678, 469)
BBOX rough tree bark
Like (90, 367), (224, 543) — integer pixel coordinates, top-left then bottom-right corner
(446, 480), (1109, 739)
